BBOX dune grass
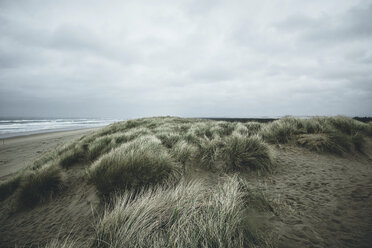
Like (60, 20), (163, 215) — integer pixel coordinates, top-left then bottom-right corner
(93, 176), (265, 248)
(260, 116), (370, 154)
(0, 152), (63, 204)
(221, 134), (273, 172)
(88, 136), (180, 197)
(15, 164), (63, 209)
(3, 115), (371, 247)
(1, 115), (369, 213)
(156, 132), (182, 148)
(170, 140), (198, 167)
(59, 145), (87, 168)
(44, 236), (77, 248)
(0, 174), (22, 201)
(195, 137), (224, 168)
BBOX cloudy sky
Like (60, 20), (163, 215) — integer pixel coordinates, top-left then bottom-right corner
(0, 0), (371, 118)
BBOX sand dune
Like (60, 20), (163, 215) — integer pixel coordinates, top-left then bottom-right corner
(0, 118), (371, 247)
(250, 142), (372, 248)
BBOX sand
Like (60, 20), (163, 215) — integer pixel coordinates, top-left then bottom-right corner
(0, 132), (371, 247)
(253, 142), (372, 248)
(0, 128), (97, 183)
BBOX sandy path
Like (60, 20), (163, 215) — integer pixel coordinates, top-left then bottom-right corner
(259, 143), (372, 248)
(0, 128), (98, 182)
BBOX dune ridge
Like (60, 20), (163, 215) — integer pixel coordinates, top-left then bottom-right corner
(0, 116), (371, 247)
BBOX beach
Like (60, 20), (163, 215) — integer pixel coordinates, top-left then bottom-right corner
(0, 128), (98, 183)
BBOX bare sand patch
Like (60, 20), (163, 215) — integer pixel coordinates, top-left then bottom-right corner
(0, 128), (97, 183)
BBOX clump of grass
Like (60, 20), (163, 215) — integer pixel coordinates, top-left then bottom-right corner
(260, 116), (369, 155)
(233, 123), (249, 136)
(181, 132), (200, 145)
(59, 144), (87, 168)
(44, 236), (77, 248)
(209, 124), (226, 139)
(0, 174), (22, 201)
(216, 121), (236, 136)
(15, 164), (63, 209)
(195, 137), (224, 168)
(89, 136), (180, 197)
(87, 136), (113, 161)
(170, 140), (198, 167)
(59, 146), (87, 168)
(186, 122), (215, 139)
(351, 133), (365, 152)
(156, 132), (182, 148)
(93, 176), (258, 248)
(368, 121), (372, 136)
(244, 122), (263, 136)
(221, 134), (273, 172)
(260, 117), (304, 144)
(328, 116), (368, 136)
(31, 151), (59, 170)
(297, 133), (333, 153)
(302, 117), (329, 134)
(116, 127), (152, 143)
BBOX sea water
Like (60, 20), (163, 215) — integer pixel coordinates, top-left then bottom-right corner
(0, 118), (120, 138)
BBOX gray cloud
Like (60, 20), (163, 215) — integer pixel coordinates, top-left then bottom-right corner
(0, 0), (371, 118)
(276, 1), (372, 42)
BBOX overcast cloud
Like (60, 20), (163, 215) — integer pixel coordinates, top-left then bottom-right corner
(0, 0), (371, 118)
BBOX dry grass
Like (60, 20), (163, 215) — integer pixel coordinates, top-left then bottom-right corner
(93, 176), (265, 248)
(220, 134), (273, 172)
(2, 116), (368, 208)
(88, 135), (180, 197)
(15, 164), (63, 209)
(260, 116), (370, 154)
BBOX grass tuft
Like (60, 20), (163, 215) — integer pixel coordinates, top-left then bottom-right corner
(221, 134), (273, 172)
(93, 176), (259, 248)
(244, 122), (263, 136)
(156, 132), (182, 148)
(195, 137), (224, 168)
(0, 175), (22, 201)
(89, 136), (180, 197)
(170, 140), (198, 166)
(59, 145), (87, 168)
(44, 236), (77, 248)
(15, 164), (63, 209)
(260, 116), (369, 155)
(87, 136), (113, 161)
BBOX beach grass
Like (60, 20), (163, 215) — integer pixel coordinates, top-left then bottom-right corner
(1, 115), (370, 247)
(93, 176), (267, 248)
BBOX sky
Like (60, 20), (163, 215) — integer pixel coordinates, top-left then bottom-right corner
(0, 0), (371, 118)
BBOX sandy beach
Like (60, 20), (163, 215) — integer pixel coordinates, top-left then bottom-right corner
(0, 128), (98, 183)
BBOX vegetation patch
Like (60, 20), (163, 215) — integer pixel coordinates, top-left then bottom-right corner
(170, 140), (198, 167)
(221, 134), (273, 172)
(89, 136), (180, 196)
(0, 175), (22, 201)
(87, 136), (113, 161)
(195, 137), (224, 169)
(59, 144), (87, 168)
(260, 116), (370, 154)
(15, 164), (63, 209)
(93, 176), (264, 248)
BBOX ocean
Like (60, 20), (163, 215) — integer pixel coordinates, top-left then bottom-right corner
(0, 118), (120, 139)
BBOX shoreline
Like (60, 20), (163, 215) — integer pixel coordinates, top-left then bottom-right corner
(0, 127), (100, 182)
(0, 126), (106, 140)
(1, 127), (100, 142)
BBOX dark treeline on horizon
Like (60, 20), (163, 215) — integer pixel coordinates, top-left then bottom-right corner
(204, 117), (372, 123)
